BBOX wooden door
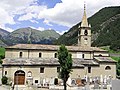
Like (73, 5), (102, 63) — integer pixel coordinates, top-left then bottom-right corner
(14, 70), (25, 85)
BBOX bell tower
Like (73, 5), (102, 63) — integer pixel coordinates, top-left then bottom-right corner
(78, 4), (91, 47)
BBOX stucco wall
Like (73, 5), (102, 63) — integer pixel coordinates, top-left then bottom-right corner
(86, 63), (116, 79)
(3, 66), (88, 85)
(3, 63), (116, 85)
(94, 52), (109, 57)
(5, 49), (93, 59)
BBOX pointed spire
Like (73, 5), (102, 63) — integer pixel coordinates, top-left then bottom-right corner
(81, 3), (89, 27)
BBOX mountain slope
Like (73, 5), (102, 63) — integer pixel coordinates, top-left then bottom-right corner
(0, 28), (10, 37)
(0, 28), (10, 46)
(55, 6), (120, 50)
(4, 27), (60, 45)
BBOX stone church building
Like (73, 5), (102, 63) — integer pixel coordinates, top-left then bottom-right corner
(2, 6), (116, 86)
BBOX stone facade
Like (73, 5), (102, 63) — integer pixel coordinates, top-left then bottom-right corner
(2, 45), (116, 85)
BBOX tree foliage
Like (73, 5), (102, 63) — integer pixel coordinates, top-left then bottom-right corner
(58, 45), (72, 90)
(0, 47), (5, 64)
(0, 57), (3, 64)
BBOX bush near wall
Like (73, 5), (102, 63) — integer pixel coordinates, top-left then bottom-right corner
(1, 76), (8, 85)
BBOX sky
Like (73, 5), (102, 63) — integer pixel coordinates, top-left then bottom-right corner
(0, 0), (120, 35)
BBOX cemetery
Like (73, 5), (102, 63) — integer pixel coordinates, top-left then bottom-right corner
(31, 75), (113, 90)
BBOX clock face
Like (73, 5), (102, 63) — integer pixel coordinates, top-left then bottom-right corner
(84, 30), (88, 35)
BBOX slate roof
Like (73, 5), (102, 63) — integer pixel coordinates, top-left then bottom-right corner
(94, 57), (117, 63)
(6, 44), (107, 52)
(2, 58), (99, 67)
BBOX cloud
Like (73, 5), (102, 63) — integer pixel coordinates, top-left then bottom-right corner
(56, 30), (68, 35)
(0, 7), (15, 27)
(38, 0), (120, 27)
(37, 27), (45, 31)
(0, 25), (14, 32)
(30, 26), (45, 31)
(18, 5), (47, 21)
(30, 20), (39, 23)
(0, 0), (39, 31)
(0, 0), (120, 32)
(43, 19), (53, 26)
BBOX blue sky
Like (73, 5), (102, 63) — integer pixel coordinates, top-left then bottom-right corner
(0, 0), (120, 34)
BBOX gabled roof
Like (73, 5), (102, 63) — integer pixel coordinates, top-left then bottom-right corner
(2, 58), (99, 67)
(94, 57), (117, 63)
(6, 44), (107, 52)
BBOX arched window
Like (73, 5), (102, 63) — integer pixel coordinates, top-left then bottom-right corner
(82, 54), (84, 59)
(5, 71), (7, 75)
(88, 67), (91, 73)
(84, 30), (88, 36)
(39, 53), (42, 58)
(105, 66), (111, 70)
(27, 71), (32, 77)
(19, 52), (22, 58)
(40, 67), (44, 73)
(54, 53), (57, 58)
(99, 54), (102, 56)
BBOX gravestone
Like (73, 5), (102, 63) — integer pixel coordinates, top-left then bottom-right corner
(71, 79), (76, 86)
(103, 84), (107, 89)
(67, 77), (72, 86)
(85, 83), (90, 90)
(100, 82), (103, 89)
(93, 83), (99, 89)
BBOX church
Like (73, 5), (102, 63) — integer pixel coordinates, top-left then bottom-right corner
(2, 5), (116, 86)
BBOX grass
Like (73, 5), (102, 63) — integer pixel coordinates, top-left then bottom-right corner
(100, 46), (120, 54)
(111, 56), (120, 61)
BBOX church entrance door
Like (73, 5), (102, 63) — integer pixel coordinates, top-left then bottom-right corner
(14, 70), (25, 85)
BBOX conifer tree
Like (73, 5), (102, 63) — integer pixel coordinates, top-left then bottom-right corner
(58, 45), (72, 90)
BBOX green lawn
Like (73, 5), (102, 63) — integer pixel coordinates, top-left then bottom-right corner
(111, 56), (120, 61)
(101, 46), (120, 54)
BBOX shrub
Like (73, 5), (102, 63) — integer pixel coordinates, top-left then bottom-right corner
(1, 76), (8, 85)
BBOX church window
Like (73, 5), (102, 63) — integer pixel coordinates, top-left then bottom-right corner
(35, 80), (38, 83)
(54, 53), (57, 58)
(84, 30), (88, 36)
(57, 67), (60, 72)
(99, 54), (102, 56)
(27, 71), (32, 77)
(82, 54), (84, 59)
(40, 67), (44, 73)
(19, 52), (22, 58)
(5, 71), (7, 75)
(88, 67), (91, 73)
(39, 53), (42, 58)
(105, 66), (111, 70)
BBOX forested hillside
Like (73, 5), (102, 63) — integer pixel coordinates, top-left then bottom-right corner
(55, 6), (120, 50)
